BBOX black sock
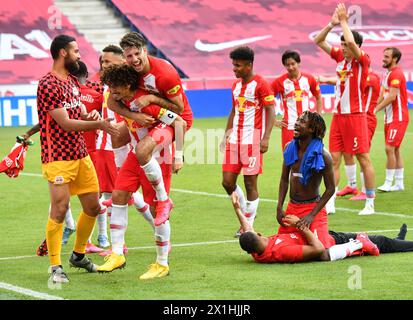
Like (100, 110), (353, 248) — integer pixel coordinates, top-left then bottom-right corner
(396, 223), (407, 240)
(73, 252), (85, 261)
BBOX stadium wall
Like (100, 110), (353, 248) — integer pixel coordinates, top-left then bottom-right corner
(1, 84), (413, 126)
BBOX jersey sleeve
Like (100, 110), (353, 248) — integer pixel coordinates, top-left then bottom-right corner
(276, 245), (304, 262)
(157, 66), (184, 99)
(271, 78), (282, 97)
(258, 79), (275, 106)
(330, 46), (343, 62)
(36, 78), (63, 113)
(388, 70), (403, 89)
(308, 74), (321, 96)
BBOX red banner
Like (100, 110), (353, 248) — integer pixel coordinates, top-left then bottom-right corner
(0, 0), (99, 85)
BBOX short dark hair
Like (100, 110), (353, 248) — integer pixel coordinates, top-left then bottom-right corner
(302, 110), (326, 140)
(385, 47), (402, 63)
(102, 44), (124, 56)
(100, 64), (140, 91)
(239, 231), (261, 254)
(282, 50), (301, 65)
(119, 32), (147, 50)
(50, 34), (76, 60)
(70, 60), (88, 78)
(230, 46), (254, 63)
(340, 30), (363, 47)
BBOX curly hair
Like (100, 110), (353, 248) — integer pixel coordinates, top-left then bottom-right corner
(301, 110), (326, 140)
(230, 46), (254, 63)
(239, 231), (261, 254)
(119, 32), (147, 50)
(100, 64), (140, 91)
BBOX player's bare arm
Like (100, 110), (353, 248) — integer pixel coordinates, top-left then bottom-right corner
(19, 123), (40, 141)
(107, 93), (156, 127)
(277, 159), (291, 226)
(313, 8), (340, 55)
(375, 87), (399, 113)
(317, 75), (336, 85)
(337, 3), (361, 60)
(220, 106), (235, 152)
(49, 107), (119, 136)
(231, 192), (254, 233)
(261, 103), (275, 153)
(296, 149), (335, 229)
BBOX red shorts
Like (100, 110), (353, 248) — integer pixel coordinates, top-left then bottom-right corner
(222, 143), (263, 175)
(329, 113), (369, 154)
(114, 151), (172, 207)
(384, 121), (409, 148)
(367, 114), (377, 147)
(277, 201), (334, 249)
(281, 128), (294, 151)
(93, 149), (118, 193)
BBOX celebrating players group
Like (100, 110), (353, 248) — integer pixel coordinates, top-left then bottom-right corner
(17, 3), (410, 284)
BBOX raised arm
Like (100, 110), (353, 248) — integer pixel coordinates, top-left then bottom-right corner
(313, 9), (340, 55)
(336, 3), (361, 60)
(231, 192), (253, 232)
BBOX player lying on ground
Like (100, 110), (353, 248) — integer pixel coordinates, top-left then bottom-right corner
(233, 192), (413, 263)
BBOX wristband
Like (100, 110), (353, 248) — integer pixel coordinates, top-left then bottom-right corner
(328, 22), (334, 29)
(174, 150), (184, 159)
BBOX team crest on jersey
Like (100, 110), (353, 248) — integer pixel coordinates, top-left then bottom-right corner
(54, 176), (64, 184)
(72, 86), (79, 96)
(290, 233), (298, 239)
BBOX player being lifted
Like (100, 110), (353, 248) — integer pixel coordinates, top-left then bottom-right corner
(221, 46), (275, 237)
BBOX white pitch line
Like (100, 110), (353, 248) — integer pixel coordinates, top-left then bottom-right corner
(0, 281), (64, 300)
(17, 172), (413, 219)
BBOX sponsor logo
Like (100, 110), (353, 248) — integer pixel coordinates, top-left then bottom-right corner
(309, 26), (413, 47)
(72, 86), (79, 96)
(264, 95), (275, 102)
(167, 85), (181, 95)
(62, 98), (81, 109)
(195, 35), (272, 52)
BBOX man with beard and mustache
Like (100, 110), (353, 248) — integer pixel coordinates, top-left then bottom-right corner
(374, 47), (410, 192)
(36, 34), (119, 284)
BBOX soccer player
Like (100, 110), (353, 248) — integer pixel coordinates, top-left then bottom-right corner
(37, 34), (118, 283)
(272, 50), (322, 150)
(277, 111), (335, 249)
(313, 3), (376, 215)
(233, 192), (413, 263)
(375, 47), (409, 192)
(97, 64), (187, 279)
(221, 46), (275, 237)
(107, 31), (193, 231)
(318, 67), (381, 201)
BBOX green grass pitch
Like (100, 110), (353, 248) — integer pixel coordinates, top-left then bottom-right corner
(0, 112), (413, 300)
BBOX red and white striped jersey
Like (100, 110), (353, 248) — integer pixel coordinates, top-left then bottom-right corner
(96, 87), (122, 151)
(364, 71), (381, 116)
(330, 47), (370, 114)
(271, 72), (320, 130)
(382, 66), (409, 124)
(229, 75), (274, 145)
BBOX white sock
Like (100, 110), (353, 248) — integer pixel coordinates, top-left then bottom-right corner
(345, 164), (357, 189)
(97, 194), (110, 237)
(155, 221), (170, 266)
(245, 198), (259, 227)
(360, 171), (366, 193)
(234, 185), (247, 213)
(394, 168), (404, 187)
(141, 157), (168, 201)
(133, 191), (155, 229)
(88, 226), (94, 243)
(64, 206), (75, 230)
(110, 204), (128, 255)
(328, 240), (362, 261)
(113, 145), (130, 169)
(384, 169), (395, 186)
